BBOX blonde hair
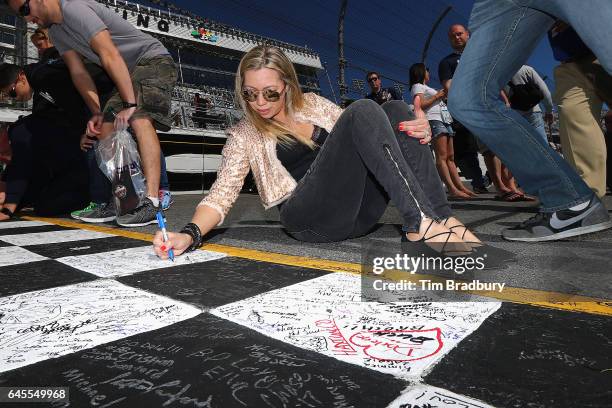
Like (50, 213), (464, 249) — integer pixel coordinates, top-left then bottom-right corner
(235, 45), (312, 147)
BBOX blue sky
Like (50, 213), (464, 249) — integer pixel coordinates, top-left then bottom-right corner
(153, 0), (558, 102)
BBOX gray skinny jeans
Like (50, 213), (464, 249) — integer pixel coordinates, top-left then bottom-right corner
(279, 99), (452, 243)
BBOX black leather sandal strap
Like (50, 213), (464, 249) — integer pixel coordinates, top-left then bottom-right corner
(448, 225), (468, 240)
(421, 218), (435, 239)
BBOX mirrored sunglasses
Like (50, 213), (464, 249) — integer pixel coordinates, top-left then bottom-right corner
(241, 88), (283, 103)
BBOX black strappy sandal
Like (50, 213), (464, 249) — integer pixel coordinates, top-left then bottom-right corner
(442, 218), (483, 248)
(442, 218), (518, 267)
(404, 218), (472, 257)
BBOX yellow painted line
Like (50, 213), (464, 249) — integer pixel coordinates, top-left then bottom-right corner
(22, 216), (612, 317)
(22, 216), (361, 273)
(377, 270), (612, 317)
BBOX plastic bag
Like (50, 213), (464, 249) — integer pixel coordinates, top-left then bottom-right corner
(95, 129), (146, 215)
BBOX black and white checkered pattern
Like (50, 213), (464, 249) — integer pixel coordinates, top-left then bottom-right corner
(0, 221), (609, 408)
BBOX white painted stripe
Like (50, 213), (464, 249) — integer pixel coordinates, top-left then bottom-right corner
(211, 272), (500, 379)
(0, 221), (53, 230)
(0, 246), (49, 268)
(56, 245), (227, 277)
(386, 385), (495, 408)
(0, 230), (113, 246)
(0, 279), (201, 373)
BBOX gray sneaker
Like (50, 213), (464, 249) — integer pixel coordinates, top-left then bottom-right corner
(116, 197), (158, 227)
(502, 196), (612, 242)
(79, 201), (117, 223)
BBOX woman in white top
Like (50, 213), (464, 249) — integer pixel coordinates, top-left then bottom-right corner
(409, 63), (476, 199)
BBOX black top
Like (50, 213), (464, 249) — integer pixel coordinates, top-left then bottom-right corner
(24, 61), (75, 128)
(276, 125), (329, 182)
(365, 87), (402, 105)
(39, 46), (61, 63)
(438, 52), (461, 83)
(24, 57), (114, 129)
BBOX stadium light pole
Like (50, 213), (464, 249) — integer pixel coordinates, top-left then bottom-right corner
(421, 5), (453, 64)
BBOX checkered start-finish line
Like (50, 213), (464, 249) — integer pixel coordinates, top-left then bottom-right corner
(0, 220), (609, 407)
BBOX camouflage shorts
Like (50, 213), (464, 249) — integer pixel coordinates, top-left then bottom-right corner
(103, 55), (177, 132)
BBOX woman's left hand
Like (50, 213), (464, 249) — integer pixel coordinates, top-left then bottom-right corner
(398, 95), (432, 144)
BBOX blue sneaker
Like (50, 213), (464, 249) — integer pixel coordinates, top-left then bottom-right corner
(159, 189), (173, 211)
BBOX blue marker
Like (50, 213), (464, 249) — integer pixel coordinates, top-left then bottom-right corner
(156, 212), (175, 262)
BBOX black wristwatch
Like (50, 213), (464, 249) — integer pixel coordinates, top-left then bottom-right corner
(122, 102), (138, 109)
(180, 223), (203, 252)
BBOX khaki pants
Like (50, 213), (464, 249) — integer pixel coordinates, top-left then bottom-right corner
(554, 59), (611, 197)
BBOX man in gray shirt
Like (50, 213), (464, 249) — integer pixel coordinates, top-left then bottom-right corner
(6, 0), (177, 227)
(504, 65), (554, 144)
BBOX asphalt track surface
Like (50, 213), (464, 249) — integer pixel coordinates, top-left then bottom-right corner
(0, 192), (610, 407)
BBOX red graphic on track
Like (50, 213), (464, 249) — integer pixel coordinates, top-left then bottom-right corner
(315, 319), (358, 356)
(348, 328), (443, 361)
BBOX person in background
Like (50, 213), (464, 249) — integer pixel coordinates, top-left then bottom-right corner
(0, 125), (10, 207)
(409, 62), (475, 199)
(365, 71), (403, 105)
(154, 46), (481, 259)
(605, 111), (612, 194)
(30, 27), (58, 61)
(549, 21), (611, 199)
(484, 64), (551, 202)
(0, 63), (89, 220)
(447, 0), (612, 241)
(505, 64), (554, 144)
(439, 24), (488, 194)
(6, 0), (178, 227)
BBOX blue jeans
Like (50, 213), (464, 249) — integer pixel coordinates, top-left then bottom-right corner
(522, 110), (547, 144)
(449, 0), (611, 211)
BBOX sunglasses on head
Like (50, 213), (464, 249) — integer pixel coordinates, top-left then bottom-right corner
(19, 0), (31, 17)
(241, 87), (283, 103)
(368, 76), (379, 83)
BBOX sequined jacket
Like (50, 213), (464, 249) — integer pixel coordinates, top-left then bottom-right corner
(199, 93), (343, 224)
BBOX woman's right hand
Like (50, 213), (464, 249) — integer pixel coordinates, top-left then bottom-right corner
(153, 231), (194, 259)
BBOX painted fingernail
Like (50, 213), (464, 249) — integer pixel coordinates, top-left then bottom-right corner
(161, 245), (167, 251)
(398, 125), (404, 131)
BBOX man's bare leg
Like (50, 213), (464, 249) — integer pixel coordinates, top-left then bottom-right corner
(130, 118), (160, 200)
